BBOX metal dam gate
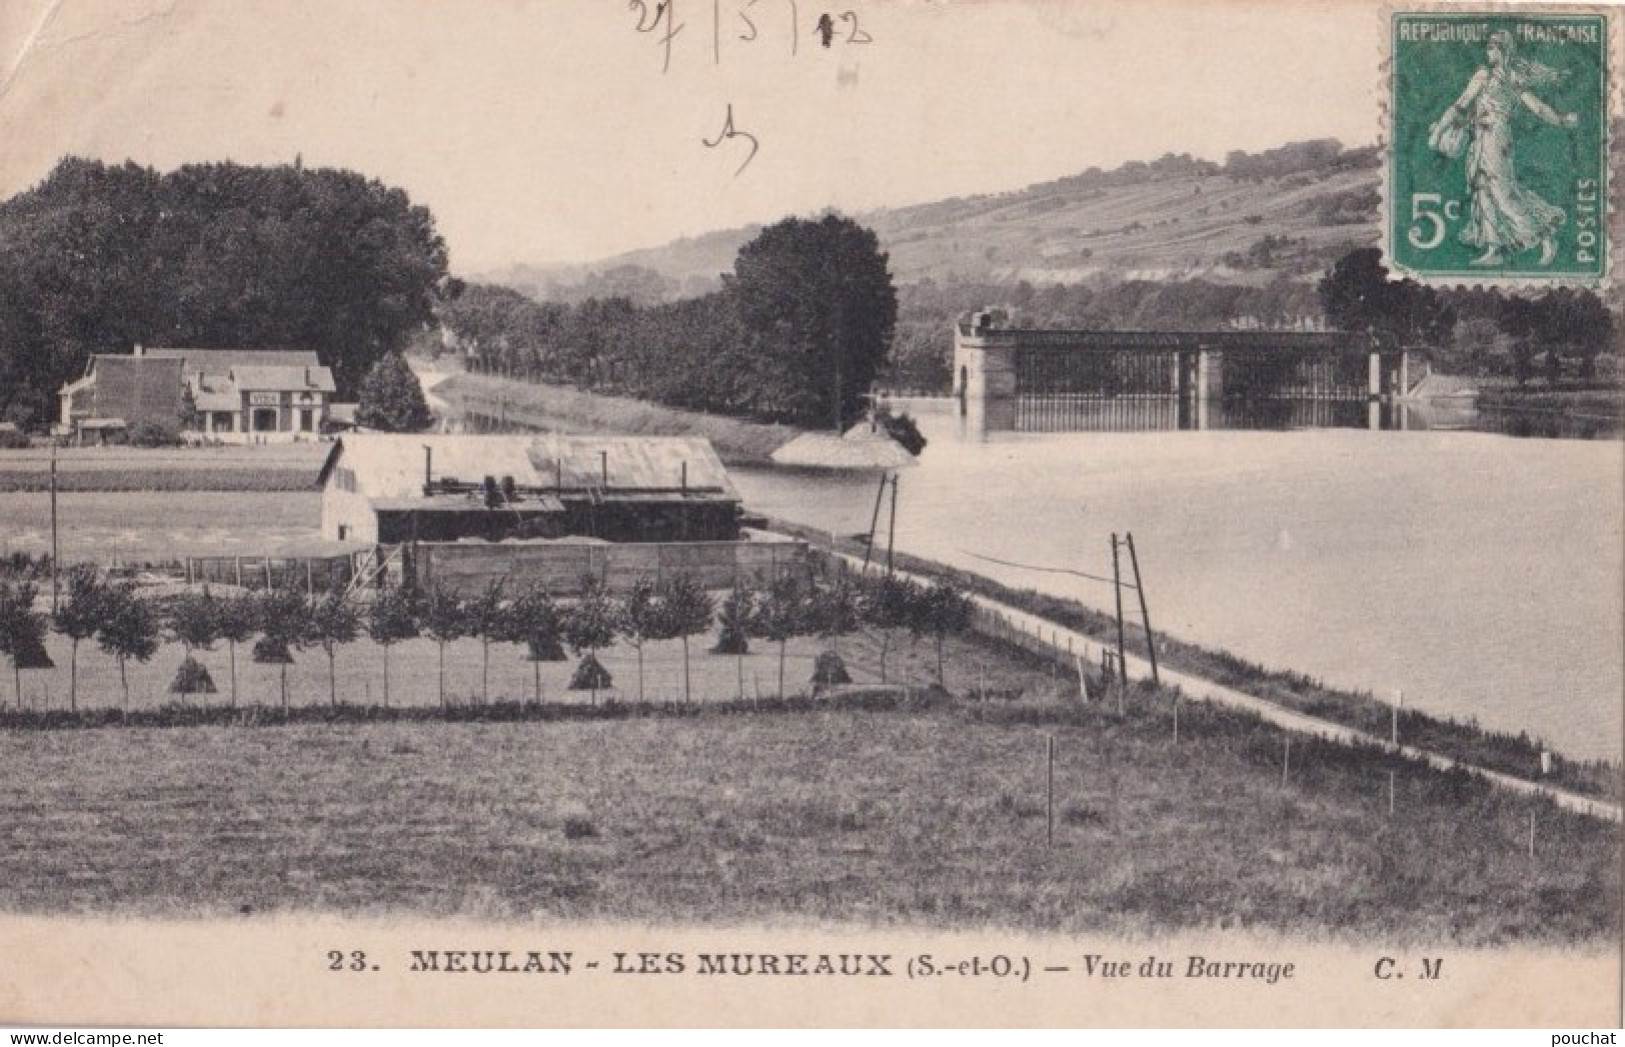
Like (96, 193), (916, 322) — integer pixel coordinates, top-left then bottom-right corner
(952, 317), (1411, 435)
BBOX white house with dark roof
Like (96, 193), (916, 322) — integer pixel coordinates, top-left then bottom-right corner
(142, 346), (339, 441)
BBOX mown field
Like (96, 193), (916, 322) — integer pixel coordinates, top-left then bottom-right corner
(0, 631), (1616, 945)
(0, 490), (331, 562)
(0, 444), (327, 493)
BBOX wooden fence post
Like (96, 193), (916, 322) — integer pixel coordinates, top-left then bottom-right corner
(1046, 734), (1055, 846)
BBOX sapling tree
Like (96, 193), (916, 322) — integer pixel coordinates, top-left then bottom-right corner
(96, 584), (159, 709)
(501, 583), (566, 703)
(418, 583), (466, 708)
(216, 591), (258, 707)
(308, 590), (360, 707)
(253, 587), (310, 710)
(367, 585), (419, 708)
(747, 573), (809, 700)
(462, 580), (508, 705)
(711, 584), (753, 656)
(859, 573), (921, 684)
(562, 575), (618, 705)
(807, 572), (860, 688)
(616, 577), (665, 703)
(658, 573), (714, 704)
(165, 589), (222, 702)
(916, 577), (975, 687)
(53, 564), (108, 711)
(0, 579), (52, 708)
(711, 582), (755, 701)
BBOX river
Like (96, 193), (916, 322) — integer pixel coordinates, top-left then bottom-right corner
(730, 400), (1624, 762)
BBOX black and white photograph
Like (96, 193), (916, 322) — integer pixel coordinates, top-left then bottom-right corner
(0, 0), (1619, 1030)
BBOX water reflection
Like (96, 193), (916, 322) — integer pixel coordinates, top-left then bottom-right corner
(989, 393), (1623, 439)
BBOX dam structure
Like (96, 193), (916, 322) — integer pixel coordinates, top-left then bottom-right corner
(951, 313), (1410, 435)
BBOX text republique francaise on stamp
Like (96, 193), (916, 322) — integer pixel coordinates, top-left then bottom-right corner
(1389, 10), (1611, 285)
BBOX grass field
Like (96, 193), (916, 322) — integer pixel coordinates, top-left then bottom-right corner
(0, 647), (1616, 944)
(0, 444), (327, 493)
(0, 490), (330, 562)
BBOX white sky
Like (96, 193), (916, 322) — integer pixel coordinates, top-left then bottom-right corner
(0, 0), (1381, 274)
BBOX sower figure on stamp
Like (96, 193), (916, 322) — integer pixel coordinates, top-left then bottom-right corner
(1428, 29), (1579, 267)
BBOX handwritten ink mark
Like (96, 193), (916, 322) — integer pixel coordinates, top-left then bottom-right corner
(737, 0), (758, 41)
(628, 0), (666, 32)
(629, 0), (683, 73)
(839, 10), (871, 43)
(703, 103), (760, 177)
(815, 12), (835, 47)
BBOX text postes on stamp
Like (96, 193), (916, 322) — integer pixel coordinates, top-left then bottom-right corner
(1389, 10), (1610, 285)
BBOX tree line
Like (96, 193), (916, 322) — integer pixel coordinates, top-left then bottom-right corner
(883, 248), (1618, 394)
(0, 564), (975, 713)
(1318, 249), (1618, 386)
(442, 214), (899, 432)
(0, 157), (449, 427)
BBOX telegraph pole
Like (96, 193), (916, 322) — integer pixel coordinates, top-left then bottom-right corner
(885, 474), (900, 577)
(861, 473), (887, 573)
(50, 442), (60, 613)
(1124, 532), (1158, 686)
(1110, 533), (1128, 691)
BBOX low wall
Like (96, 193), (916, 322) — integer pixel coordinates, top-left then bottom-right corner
(408, 535), (808, 596)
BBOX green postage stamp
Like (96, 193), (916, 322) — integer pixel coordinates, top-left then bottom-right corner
(1388, 10), (1613, 284)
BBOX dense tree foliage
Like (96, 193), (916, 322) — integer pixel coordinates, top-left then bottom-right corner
(355, 352), (434, 432)
(0, 157), (448, 423)
(1318, 248), (1618, 384)
(452, 215), (896, 430)
(1317, 248), (1455, 348)
(727, 215), (899, 430)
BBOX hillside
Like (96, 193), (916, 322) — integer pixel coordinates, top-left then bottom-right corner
(481, 141), (1381, 295)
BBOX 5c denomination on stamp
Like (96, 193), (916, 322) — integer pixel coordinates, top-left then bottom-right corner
(1388, 10), (1612, 285)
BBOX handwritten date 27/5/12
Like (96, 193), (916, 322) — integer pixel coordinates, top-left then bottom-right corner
(628, 2), (871, 179)
(629, 0), (872, 74)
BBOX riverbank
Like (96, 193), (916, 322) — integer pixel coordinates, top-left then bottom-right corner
(1475, 384), (1625, 422)
(437, 373), (801, 466)
(766, 518), (1622, 803)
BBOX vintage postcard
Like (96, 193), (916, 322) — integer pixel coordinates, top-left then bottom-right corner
(0, 0), (1620, 1030)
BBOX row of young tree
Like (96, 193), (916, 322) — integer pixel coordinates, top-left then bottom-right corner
(0, 565), (975, 712)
